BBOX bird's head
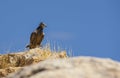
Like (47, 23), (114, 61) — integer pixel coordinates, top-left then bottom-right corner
(37, 22), (47, 30)
(39, 22), (47, 28)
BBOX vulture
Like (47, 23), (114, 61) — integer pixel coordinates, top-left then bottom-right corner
(26, 22), (46, 49)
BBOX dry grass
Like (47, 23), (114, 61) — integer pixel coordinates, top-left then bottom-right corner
(0, 43), (67, 77)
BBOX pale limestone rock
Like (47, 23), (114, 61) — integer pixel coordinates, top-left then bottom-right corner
(7, 56), (120, 78)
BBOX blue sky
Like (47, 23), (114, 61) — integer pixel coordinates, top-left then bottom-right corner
(0, 0), (120, 61)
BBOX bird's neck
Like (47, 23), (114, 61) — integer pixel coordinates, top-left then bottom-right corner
(36, 28), (43, 34)
(39, 28), (43, 31)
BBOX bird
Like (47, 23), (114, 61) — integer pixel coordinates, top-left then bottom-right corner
(26, 22), (46, 49)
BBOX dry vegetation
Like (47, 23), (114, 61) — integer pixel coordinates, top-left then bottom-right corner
(0, 44), (67, 77)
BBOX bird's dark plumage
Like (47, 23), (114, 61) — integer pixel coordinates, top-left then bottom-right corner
(26, 22), (46, 49)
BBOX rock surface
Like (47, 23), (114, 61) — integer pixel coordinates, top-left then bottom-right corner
(7, 57), (120, 78)
(0, 48), (67, 77)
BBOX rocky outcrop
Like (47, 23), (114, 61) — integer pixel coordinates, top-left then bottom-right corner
(7, 57), (120, 78)
(0, 48), (67, 77)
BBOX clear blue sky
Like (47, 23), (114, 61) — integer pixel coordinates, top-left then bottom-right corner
(0, 0), (120, 61)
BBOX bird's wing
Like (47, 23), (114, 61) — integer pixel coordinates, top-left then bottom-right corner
(36, 33), (44, 45)
(30, 32), (37, 46)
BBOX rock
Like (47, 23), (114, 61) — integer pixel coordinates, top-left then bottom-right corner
(0, 48), (67, 77)
(0, 67), (22, 77)
(7, 56), (120, 78)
